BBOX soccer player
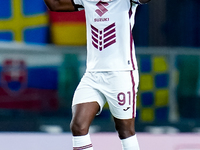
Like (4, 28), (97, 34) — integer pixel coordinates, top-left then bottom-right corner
(44, 0), (151, 149)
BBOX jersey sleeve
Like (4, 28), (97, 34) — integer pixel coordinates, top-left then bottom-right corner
(72, 0), (84, 10)
(73, 0), (83, 5)
(132, 0), (141, 4)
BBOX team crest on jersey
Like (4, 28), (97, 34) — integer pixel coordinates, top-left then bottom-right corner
(1, 59), (27, 96)
(91, 23), (116, 51)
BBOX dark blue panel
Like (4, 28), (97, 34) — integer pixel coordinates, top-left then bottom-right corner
(135, 110), (140, 121)
(166, 0), (200, 47)
(0, 32), (13, 41)
(155, 74), (168, 88)
(155, 107), (168, 121)
(141, 92), (154, 106)
(23, 0), (47, 15)
(27, 67), (58, 89)
(98, 109), (111, 119)
(24, 26), (49, 43)
(140, 56), (151, 73)
(0, 1), (11, 19)
(132, 5), (149, 46)
(7, 81), (21, 91)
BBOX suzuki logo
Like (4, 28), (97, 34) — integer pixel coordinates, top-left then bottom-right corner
(91, 23), (116, 51)
(95, 1), (109, 17)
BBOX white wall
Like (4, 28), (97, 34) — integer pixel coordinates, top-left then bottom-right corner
(0, 133), (200, 150)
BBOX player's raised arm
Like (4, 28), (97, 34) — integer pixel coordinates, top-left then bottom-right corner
(43, 0), (77, 12)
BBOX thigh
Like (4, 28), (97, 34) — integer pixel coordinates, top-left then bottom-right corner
(72, 72), (106, 115)
(113, 117), (135, 139)
(71, 102), (100, 135)
(105, 70), (139, 119)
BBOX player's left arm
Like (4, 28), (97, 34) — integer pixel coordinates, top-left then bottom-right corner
(43, 0), (78, 12)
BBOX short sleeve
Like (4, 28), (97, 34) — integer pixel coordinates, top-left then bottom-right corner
(72, 0), (84, 11)
(132, 0), (141, 4)
(73, 0), (84, 6)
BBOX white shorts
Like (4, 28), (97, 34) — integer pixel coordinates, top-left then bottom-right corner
(72, 70), (139, 119)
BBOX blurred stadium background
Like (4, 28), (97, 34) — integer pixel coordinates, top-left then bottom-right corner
(0, 0), (200, 149)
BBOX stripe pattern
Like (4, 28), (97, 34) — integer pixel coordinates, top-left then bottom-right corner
(130, 70), (136, 118)
(73, 144), (93, 150)
(91, 23), (116, 51)
(129, 7), (136, 118)
(129, 8), (135, 70)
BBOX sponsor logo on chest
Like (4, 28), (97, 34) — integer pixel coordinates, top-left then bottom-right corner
(94, 1), (109, 22)
(92, 1), (116, 50)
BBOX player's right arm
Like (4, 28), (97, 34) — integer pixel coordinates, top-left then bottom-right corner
(43, 0), (78, 12)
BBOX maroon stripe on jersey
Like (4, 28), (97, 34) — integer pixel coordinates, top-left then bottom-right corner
(129, 9), (135, 70)
(130, 30), (135, 70)
(129, 6), (133, 18)
(104, 28), (116, 38)
(92, 35), (98, 44)
(104, 33), (116, 43)
(91, 25), (98, 33)
(92, 41), (98, 49)
(130, 70), (136, 118)
(104, 39), (116, 49)
(104, 23), (115, 32)
(92, 30), (98, 38)
(73, 144), (93, 150)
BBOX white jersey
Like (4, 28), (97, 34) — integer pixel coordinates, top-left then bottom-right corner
(73, 0), (139, 72)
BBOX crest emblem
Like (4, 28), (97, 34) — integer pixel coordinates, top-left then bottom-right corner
(91, 23), (116, 51)
(1, 59), (27, 96)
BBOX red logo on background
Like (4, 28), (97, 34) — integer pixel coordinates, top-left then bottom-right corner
(1, 59), (27, 96)
(95, 1), (109, 17)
